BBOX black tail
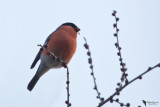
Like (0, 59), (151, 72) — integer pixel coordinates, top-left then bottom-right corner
(27, 75), (40, 91)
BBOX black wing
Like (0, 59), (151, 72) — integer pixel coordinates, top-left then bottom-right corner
(30, 27), (59, 69)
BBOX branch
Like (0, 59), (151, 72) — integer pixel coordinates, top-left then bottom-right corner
(65, 66), (71, 107)
(112, 99), (130, 107)
(83, 37), (104, 102)
(98, 10), (160, 107)
(112, 10), (128, 86)
(98, 63), (160, 107)
(37, 44), (71, 107)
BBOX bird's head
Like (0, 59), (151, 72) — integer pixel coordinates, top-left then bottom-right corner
(62, 22), (80, 34)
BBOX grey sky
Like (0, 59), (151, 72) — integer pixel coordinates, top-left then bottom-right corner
(0, 0), (160, 107)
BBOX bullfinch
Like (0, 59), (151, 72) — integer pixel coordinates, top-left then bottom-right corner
(27, 22), (80, 91)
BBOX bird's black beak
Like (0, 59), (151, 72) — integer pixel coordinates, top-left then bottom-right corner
(76, 27), (80, 35)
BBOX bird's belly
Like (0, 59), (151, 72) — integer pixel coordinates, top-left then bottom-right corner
(40, 54), (62, 68)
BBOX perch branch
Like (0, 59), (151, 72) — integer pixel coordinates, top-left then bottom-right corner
(37, 44), (71, 107)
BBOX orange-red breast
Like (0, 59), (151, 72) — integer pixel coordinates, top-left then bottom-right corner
(27, 22), (80, 91)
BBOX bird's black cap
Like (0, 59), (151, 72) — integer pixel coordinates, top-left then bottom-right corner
(62, 22), (80, 32)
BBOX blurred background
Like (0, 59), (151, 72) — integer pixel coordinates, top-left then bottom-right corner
(0, 0), (160, 106)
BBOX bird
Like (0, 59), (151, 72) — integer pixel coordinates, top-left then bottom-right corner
(142, 100), (147, 106)
(27, 22), (80, 91)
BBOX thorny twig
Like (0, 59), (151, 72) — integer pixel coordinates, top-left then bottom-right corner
(37, 44), (71, 107)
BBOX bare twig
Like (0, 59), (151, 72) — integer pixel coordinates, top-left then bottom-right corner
(98, 63), (160, 107)
(38, 44), (64, 63)
(37, 44), (71, 107)
(111, 10), (130, 106)
(83, 37), (104, 102)
(66, 66), (71, 107)
(112, 99), (130, 107)
(98, 10), (160, 107)
(112, 10), (128, 85)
